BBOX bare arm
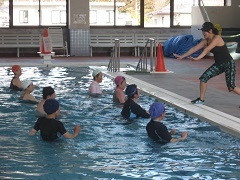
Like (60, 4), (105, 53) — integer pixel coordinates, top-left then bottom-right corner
(116, 90), (126, 104)
(170, 131), (188, 143)
(29, 128), (37, 136)
(63, 125), (81, 139)
(173, 40), (206, 60)
(13, 78), (22, 89)
(23, 94), (39, 103)
(190, 35), (220, 60)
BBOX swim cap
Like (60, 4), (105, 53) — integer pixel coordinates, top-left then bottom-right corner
(92, 69), (102, 77)
(43, 86), (55, 99)
(22, 80), (32, 90)
(12, 65), (20, 72)
(114, 76), (125, 86)
(149, 102), (165, 119)
(125, 84), (137, 97)
(43, 99), (59, 115)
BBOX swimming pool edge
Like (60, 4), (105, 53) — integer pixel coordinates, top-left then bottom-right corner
(104, 70), (240, 139)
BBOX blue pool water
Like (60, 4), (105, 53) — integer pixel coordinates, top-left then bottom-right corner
(0, 67), (239, 179)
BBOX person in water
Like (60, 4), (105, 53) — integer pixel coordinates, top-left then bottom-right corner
(36, 86), (56, 117)
(113, 76), (126, 104)
(29, 99), (81, 141)
(146, 102), (188, 143)
(10, 65), (22, 91)
(173, 22), (240, 105)
(89, 69), (103, 96)
(121, 84), (150, 119)
(20, 80), (38, 103)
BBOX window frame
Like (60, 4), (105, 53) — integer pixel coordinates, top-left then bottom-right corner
(6, 0), (68, 28)
(90, 0), (227, 29)
(1, 0), (226, 29)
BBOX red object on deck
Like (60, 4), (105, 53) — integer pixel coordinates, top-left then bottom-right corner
(156, 43), (166, 72)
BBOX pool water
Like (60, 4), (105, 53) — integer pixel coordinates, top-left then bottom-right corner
(0, 67), (239, 179)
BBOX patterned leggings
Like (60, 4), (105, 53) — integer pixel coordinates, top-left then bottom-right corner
(199, 59), (236, 91)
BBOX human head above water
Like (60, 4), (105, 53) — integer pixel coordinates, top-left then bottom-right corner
(43, 99), (60, 115)
(12, 65), (21, 72)
(92, 69), (102, 81)
(198, 22), (219, 35)
(92, 69), (101, 77)
(125, 84), (138, 98)
(149, 102), (165, 119)
(43, 86), (55, 99)
(114, 76), (125, 86)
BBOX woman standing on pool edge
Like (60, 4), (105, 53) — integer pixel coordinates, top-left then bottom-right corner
(174, 22), (240, 104)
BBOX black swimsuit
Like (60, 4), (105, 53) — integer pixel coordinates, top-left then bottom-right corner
(10, 77), (22, 91)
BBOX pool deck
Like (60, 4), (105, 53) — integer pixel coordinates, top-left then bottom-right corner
(0, 55), (240, 138)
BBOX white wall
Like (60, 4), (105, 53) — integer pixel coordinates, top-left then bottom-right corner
(191, 0), (240, 39)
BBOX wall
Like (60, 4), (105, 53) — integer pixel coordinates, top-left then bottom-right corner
(191, 0), (240, 39)
(69, 0), (90, 56)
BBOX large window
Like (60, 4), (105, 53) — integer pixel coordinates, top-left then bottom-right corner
(0, 0), (226, 28)
(40, 0), (66, 26)
(144, 0), (171, 27)
(90, 0), (225, 27)
(0, 0), (67, 27)
(0, 0), (9, 27)
(144, 0), (224, 27)
(173, 0), (198, 26)
(89, 0), (140, 26)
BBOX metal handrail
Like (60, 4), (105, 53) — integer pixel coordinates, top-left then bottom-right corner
(107, 39), (120, 72)
(136, 38), (156, 72)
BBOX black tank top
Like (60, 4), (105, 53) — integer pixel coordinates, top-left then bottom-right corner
(210, 44), (232, 65)
(10, 77), (22, 91)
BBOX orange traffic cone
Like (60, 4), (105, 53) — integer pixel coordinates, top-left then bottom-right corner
(41, 28), (51, 54)
(156, 43), (167, 72)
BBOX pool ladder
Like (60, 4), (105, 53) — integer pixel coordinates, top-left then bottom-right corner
(108, 39), (120, 72)
(136, 38), (157, 72)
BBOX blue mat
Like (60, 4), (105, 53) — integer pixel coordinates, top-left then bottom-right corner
(163, 35), (203, 58)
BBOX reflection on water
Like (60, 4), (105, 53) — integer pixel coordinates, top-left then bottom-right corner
(0, 67), (239, 179)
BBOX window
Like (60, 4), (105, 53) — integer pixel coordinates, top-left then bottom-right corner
(89, 0), (140, 26)
(13, 0), (39, 26)
(90, 10), (97, 24)
(40, 0), (66, 26)
(116, 0), (140, 26)
(144, 0), (170, 27)
(173, 0), (197, 26)
(0, 0), (226, 28)
(0, 0), (9, 27)
(200, 0), (225, 6)
(19, 10), (28, 23)
(51, 10), (66, 24)
(91, 0), (225, 27)
(12, 0), (67, 26)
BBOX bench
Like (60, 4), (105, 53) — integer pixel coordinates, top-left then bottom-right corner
(90, 33), (136, 56)
(48, 27), (69, 57)
(0, 34), (40, 57)
(90, 33), (175, 56)
(135, 34), (174, 56)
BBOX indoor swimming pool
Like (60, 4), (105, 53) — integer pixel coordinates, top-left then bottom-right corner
(0, 66), (239, 179)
